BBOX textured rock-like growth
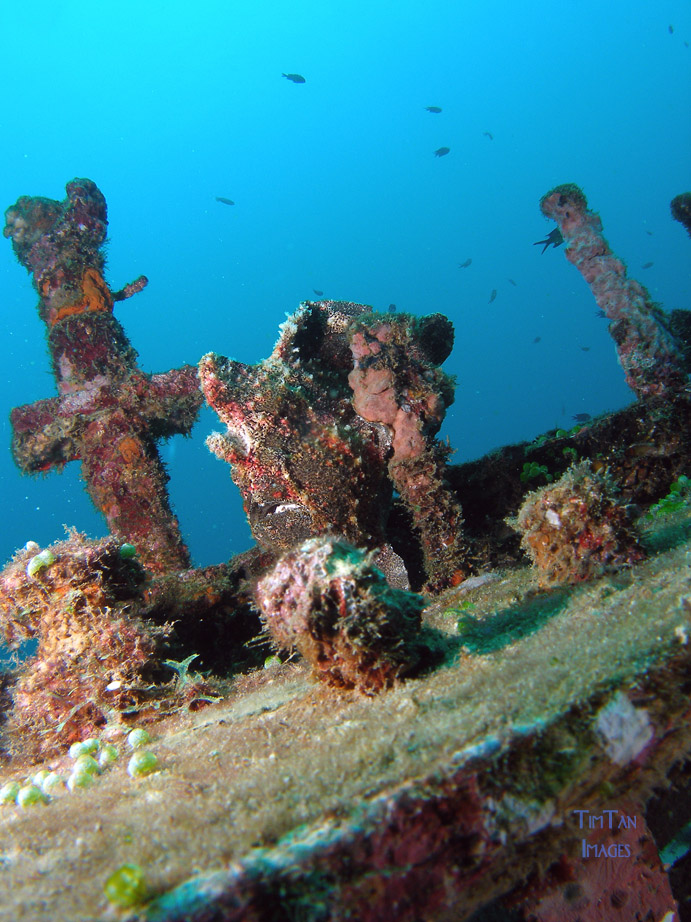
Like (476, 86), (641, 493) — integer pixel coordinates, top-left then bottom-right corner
(348, 312), (469, 590)
(255, 537), (425, 693)
(3, 179), (202, 573)
(200, 301), (390, 557)
(0, 532), (270, 758)
(540, 183), (687, 400)
(0, 532), (165, 758)
(200, 300), (468, 591)
(671, 192), (691, 238)
(510, 463), (645, 588)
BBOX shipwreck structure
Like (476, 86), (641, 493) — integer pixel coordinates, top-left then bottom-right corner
(0, 179), (690, 922)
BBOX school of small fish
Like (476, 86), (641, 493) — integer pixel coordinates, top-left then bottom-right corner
(212, 67), (670, 315)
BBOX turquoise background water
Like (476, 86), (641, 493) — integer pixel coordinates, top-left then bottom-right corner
(0, 0), (689, 572)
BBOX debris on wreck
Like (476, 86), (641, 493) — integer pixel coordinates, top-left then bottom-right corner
(199, 301), (392, 557)
(509, 462), (646, 588)
(539, 183), (687, 400)
(0, 532), (165, 758)
(199, 300), (468, 591)
(0, 530), (266, 758)
(348, 311), (470, 590)
(3, 179), (203, 574)
(255, 536), (425, 693)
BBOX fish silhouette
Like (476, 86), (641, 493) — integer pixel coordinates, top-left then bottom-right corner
(508, 278), (517, 286)
(488, 289), (497, 303)
(434, 147), (450, 157)
(572, 413), (592, 422)
(533, 228), (564, 254)
(483, 131), (494, 140)
(641, 261), (654, 269)
(215, 197), (235, 206)
(313, 289), (324, 296)
(458, 258), (472, 268)
(425, 106), (442, 113)
(282, 73), (306, 83)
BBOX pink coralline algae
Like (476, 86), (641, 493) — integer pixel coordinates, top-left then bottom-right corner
(255, 536), (425, 693)
(539, 183), (687, 400)
(510, 462), (645, 588)
(348, 312), (469, 591)
(4, 179), (203, 573)
(199, 300), (469, 591)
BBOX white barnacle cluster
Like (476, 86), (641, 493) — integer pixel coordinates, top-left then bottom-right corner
(0, 728), (160, 810)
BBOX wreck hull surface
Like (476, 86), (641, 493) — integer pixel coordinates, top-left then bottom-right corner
(1, 512), (690, 921)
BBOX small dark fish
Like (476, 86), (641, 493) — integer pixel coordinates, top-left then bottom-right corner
(533, 228), (564, 253)
(646, 230), (653, 235)
(533, 336), (541, 344)
(572, 412), (591, 423)
(508, 278), (517, 286)
(313, 289), (324, 295)
(458, 258), (472, 268)
(580, 346), (590, 352)
(669, 24), (674, 34)
(641, 261), (654, 269)
(626, 441), (663, 458)
(434, 147), (450, 157)
(595, 309), (607, 318)
(488, 289), (497, 303)
(282, 73), (305, 83)
(388, 303), (397, 312)
(483, 131), (494, 140)
(425, 106), (442, 113)
(215, 197), (235, 206)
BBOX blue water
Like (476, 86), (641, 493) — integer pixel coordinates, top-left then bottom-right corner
(0, 0), (689, 571)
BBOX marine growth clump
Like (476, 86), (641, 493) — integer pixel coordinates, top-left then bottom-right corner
(510, 463), (645, 588)
(255, 537), (425, 693)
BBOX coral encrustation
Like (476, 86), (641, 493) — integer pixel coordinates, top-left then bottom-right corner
(510, 462), (645, 588)
(0, 533), (165, 758)
(4, 179), (202, 573)
(255, 536), (425, 693)
(200, 300), (469, 591)
(540, 183), (687, 400)
(348, 312), (470, 590)
(671, 192), (691, 238)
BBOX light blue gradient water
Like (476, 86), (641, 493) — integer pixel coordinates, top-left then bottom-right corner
(0, 0), (689, 574)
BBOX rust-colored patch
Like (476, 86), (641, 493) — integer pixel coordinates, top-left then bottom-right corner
(47, 268), (113, 327)
(118, 436), (142, 463)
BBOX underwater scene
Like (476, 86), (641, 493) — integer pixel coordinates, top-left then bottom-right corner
(0, 1), (690, 920)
